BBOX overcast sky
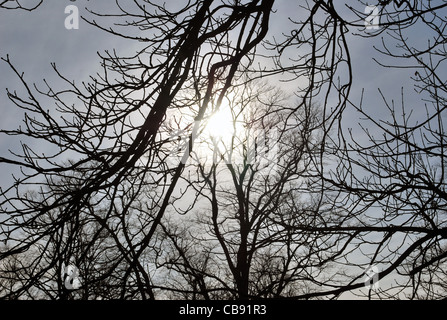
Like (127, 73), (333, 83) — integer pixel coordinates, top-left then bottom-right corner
(0, 0), (439, 299)
(0, 0), (423, 151)
(0, 0), (123, 186)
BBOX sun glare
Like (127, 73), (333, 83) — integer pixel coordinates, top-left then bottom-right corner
(193, 96), (250, 165)
(205, 106), (235, 140)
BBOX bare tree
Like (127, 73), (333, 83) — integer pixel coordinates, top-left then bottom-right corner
(150, 81), (337, 299)
(1, 0), (447, 300)
(299, 0), (447, 299)
(1, 0), (277, 299)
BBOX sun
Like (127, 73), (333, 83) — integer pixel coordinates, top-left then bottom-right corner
(204, 104), (235, 141)
(193, 95), (249, 165)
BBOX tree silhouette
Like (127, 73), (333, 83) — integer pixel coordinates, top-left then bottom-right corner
(150, 81), (336, 299)
(1, 0), (447, 300)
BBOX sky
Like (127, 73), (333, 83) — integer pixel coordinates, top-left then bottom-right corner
(0, 0), (441, 299)
(0, 0), (129, 187)
(0, 0), (424, 167)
